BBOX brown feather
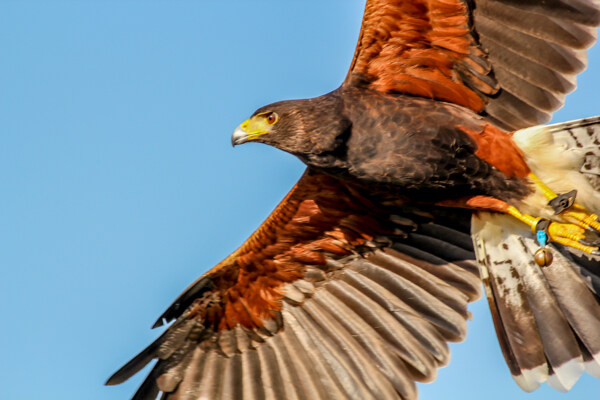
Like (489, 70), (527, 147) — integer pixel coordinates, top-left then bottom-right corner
(109, 170), (483, 399)
(347, 0), (597, 130)
(108, 1), (600, 398)
(348, 0), (487, 111)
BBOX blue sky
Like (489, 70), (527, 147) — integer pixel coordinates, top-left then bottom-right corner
(2, 2), (599, 399)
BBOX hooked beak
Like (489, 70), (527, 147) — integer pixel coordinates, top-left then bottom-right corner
(231, 116), (271, 147)
(231, 124), (249, 146)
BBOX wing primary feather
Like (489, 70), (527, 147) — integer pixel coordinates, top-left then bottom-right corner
(277, 314), (333, 400)
(492, 66), (565, 112)
(490, 0), (600, 26)
(485, 91), (552, 129)
(256, 343), (287, 400)
(340, 268), (450, 365)
(107, 318), (194, 386)
(391, 241), (479, 278)
(386, 246), (481, 301)
(131, 366), (160, 400)
(286, 304), (382, 400)
(155, 342), (195, 392)
(300, 298), (403, 400)
(281, 305), (350, 399)
(348, 257), (467, 341)
(266, 335), (305, 400)
(364, 250), (470, 317)
(314, 290), (420, 397)
(476, 0), (597, 49)
(192, 352), (225, 400)
(417, 223), (474, 251)
(106, 341), (160, 386)
(481, 37), (578, 95)
(220, 353), (243, 400)
(282, 282), (307, 306)
(322, 278), (436, 382)
(167, 346), (207, 400)
(153, 276), (213, 328)
(403, 233), (475, 262)
(240, 347), (266, 400)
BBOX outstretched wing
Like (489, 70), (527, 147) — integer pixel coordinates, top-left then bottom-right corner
(345, 0), (600, 130)
(107, 170), (482, 399)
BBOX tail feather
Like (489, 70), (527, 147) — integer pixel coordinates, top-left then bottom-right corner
(473, 116), (600, 392)
(473, 213), (600, 392)
(550, 116), (600, 191)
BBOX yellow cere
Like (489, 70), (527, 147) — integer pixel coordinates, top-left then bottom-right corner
(241, 112), (278, 141)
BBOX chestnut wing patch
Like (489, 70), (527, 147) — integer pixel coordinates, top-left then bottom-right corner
(346, 0), (600, 130)
(347, 0), (493, 111)
(106, 170), (481, 400)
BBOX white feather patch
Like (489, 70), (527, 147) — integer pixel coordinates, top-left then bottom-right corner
(513, 118), (600, 215)
(514, 365), (547, 392)
(547, 357), (585, 392)
(585, 358), (600, 379)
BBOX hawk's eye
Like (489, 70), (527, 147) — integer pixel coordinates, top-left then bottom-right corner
(266, 112), (277, 125)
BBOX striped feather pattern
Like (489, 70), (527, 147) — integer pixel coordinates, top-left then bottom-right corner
(474, 0), (599, 130)
(108, 213), (481, 400)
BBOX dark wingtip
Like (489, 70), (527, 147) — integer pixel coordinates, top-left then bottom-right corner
(151, 276), (213, 329)
(152, 318), (165, 329)
(105, 372), (123, 386)
(105, 364), (132, 386)
(105, 333), (164, 387)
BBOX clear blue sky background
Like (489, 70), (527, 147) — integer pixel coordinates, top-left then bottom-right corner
(2, 2), (600, 399)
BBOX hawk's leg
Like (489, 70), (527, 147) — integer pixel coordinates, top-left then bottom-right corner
(528, 174), (600, 232)
(506, 174), (600, 256)
(438, 185), (600, 261)
(505, 206), (600, 255)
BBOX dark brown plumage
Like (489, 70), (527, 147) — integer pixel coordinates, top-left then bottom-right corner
(108, 1), (600, 399)
(251, 86), (531, 203)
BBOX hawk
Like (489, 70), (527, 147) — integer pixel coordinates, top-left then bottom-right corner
(108, 1), (600, 399)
